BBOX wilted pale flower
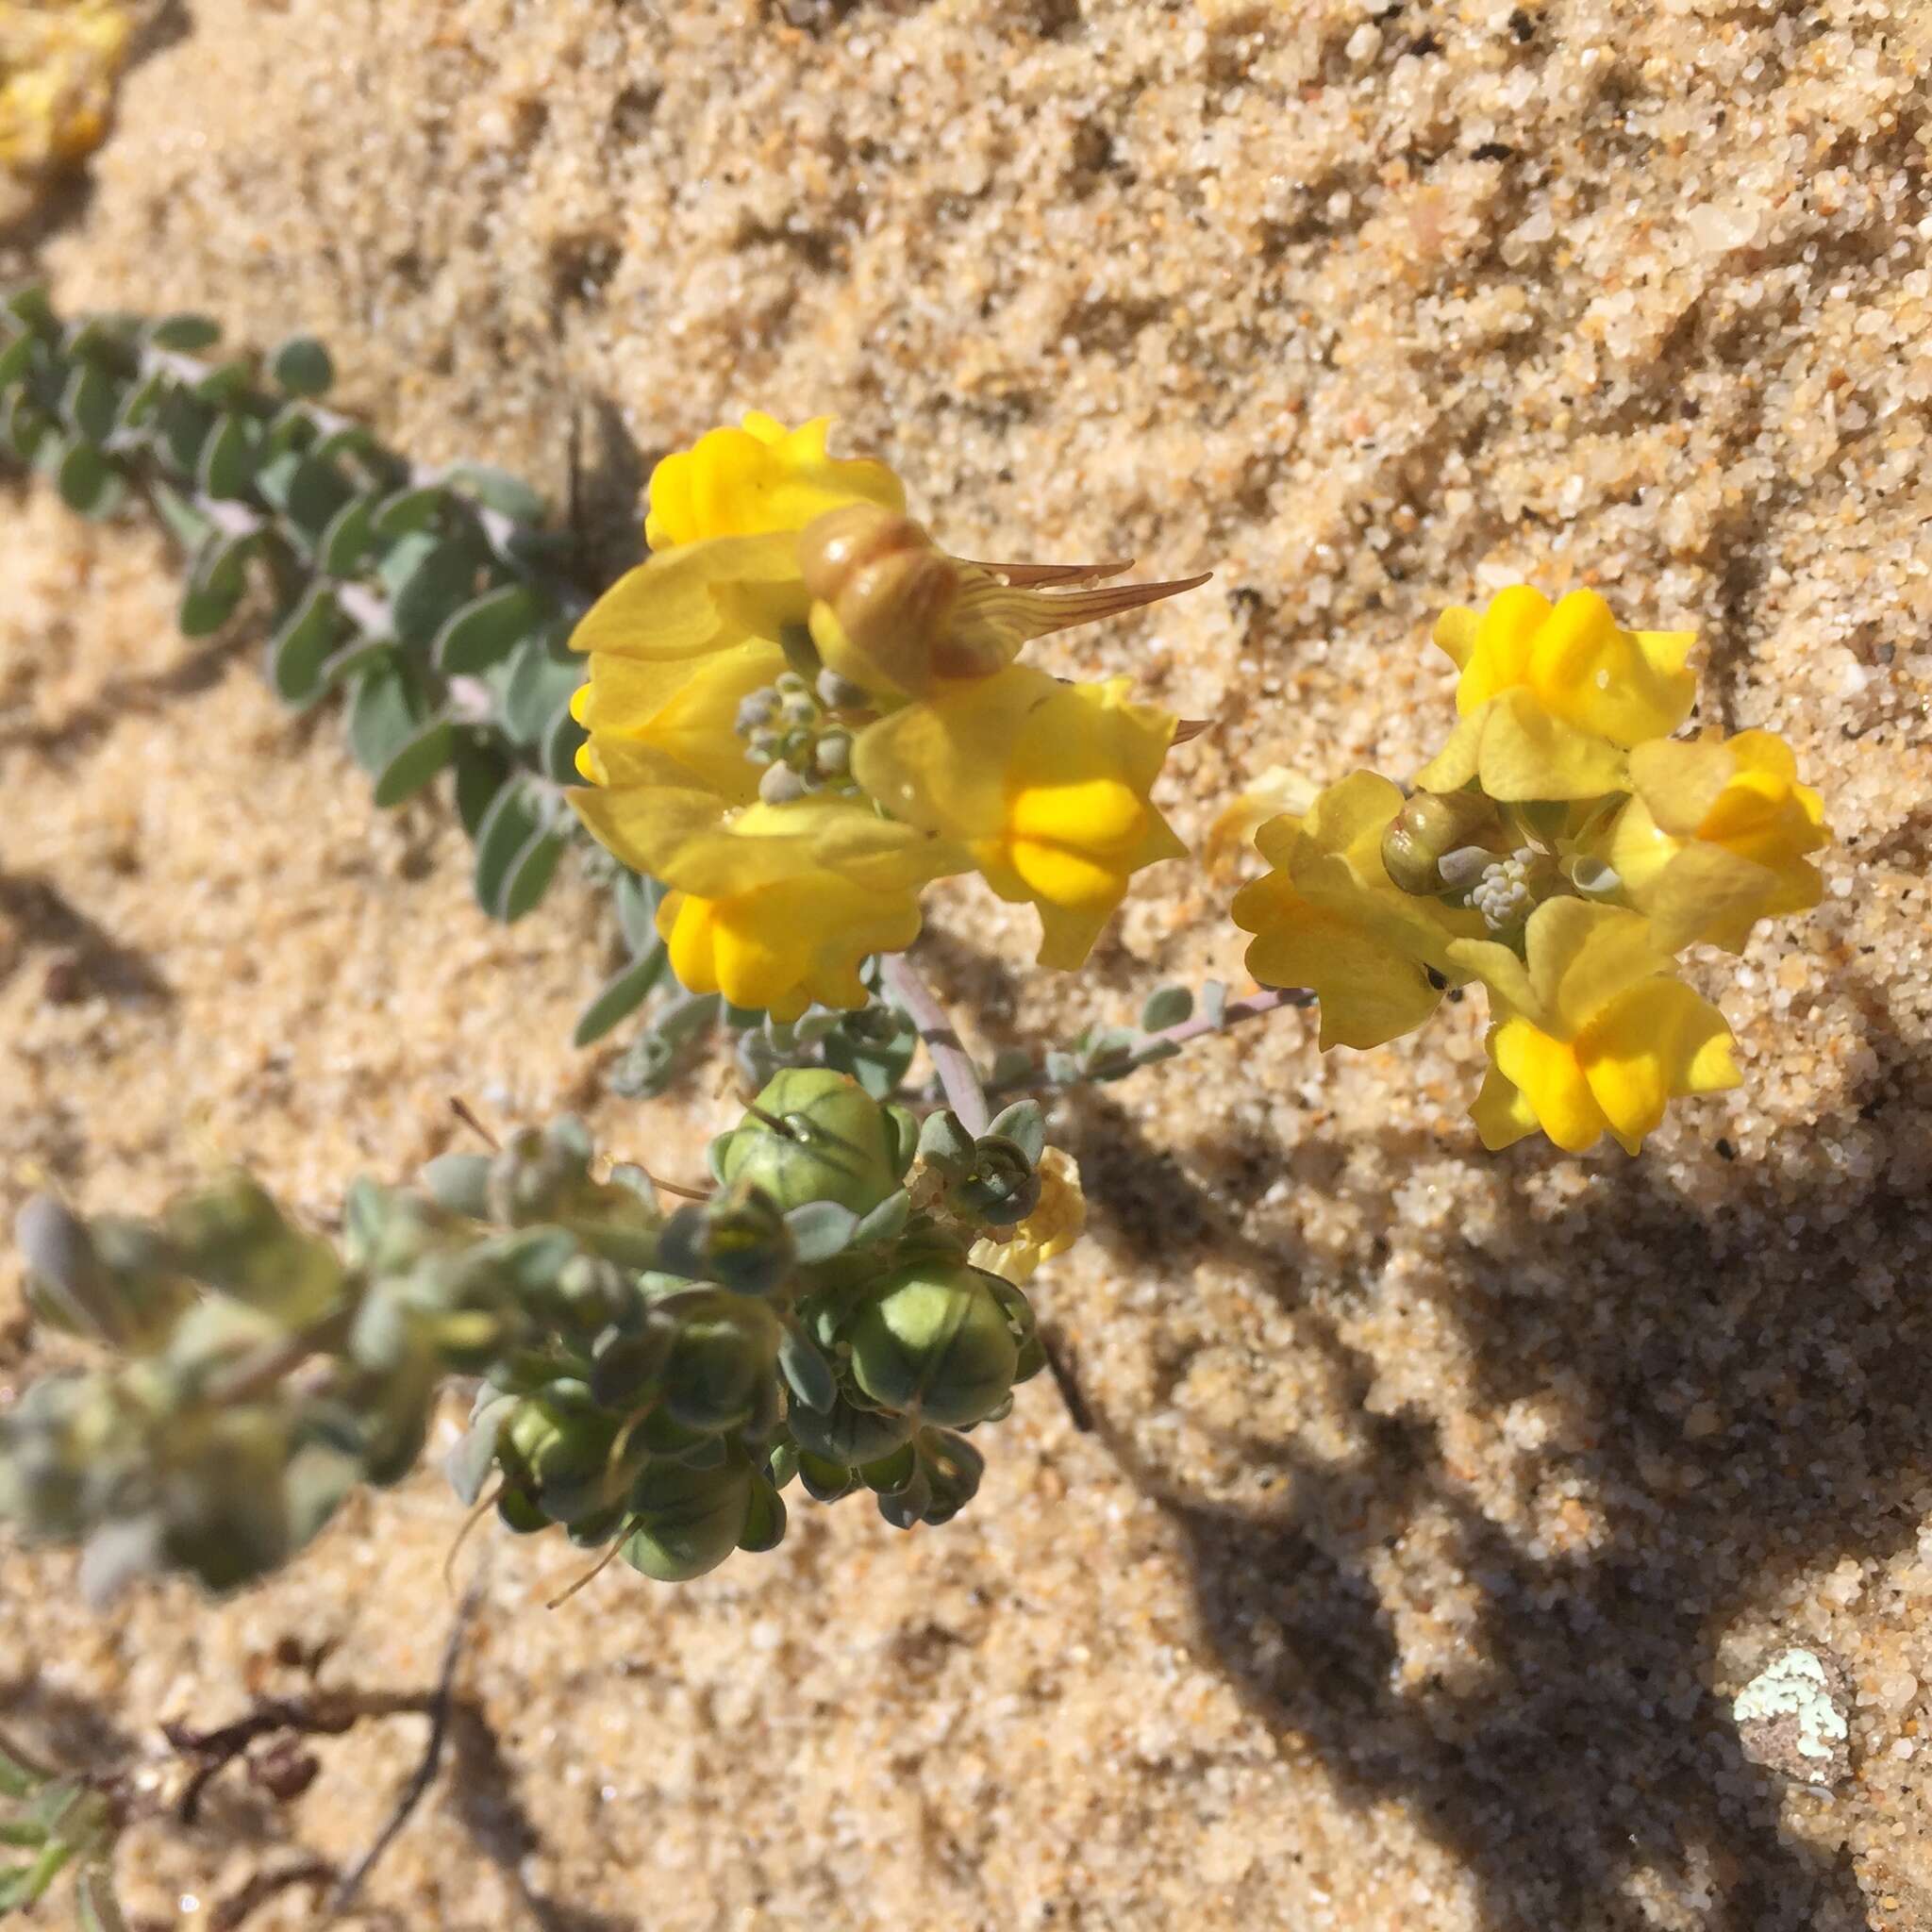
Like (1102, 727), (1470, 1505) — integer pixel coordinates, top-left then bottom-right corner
(972, 1147), (1086, 1285)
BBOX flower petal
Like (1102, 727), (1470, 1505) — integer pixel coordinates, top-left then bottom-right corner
(569, 533), (806, 663)
(1491, 1016), (1609, 1153)
(1578, 976), (1739, 1153)
(1470, 1053), (1540, 1151)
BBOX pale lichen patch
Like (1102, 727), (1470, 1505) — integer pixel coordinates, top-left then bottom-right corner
(1734, 1647), (1853, 1787)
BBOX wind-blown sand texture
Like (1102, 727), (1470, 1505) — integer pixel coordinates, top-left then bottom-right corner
(4, 2), (1932, 1926)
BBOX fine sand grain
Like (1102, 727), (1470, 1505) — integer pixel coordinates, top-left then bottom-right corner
(5, 3), (1932, 1926)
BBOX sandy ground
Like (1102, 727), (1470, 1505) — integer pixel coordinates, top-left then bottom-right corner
(4, 1), (1932, 1926)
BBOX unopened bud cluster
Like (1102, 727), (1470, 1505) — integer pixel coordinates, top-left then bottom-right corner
(2, 1074), (1053, 1598)
(736, 669), (860, 806)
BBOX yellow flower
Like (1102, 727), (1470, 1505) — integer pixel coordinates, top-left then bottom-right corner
(0, 1), (131, 176)
(1601, 729), (1829, 953)
(572, 638), (783, 800)
(643, 411), (904, 552)
(851, 665), (1186, 970)
(1451, 899), (1740, 1155)
(568, 415), (907, 669)
(1417, 587), (1696, 801)
(572, 742), (967, 1019)
(1230, 773), (1483, 1050)
(971, 1147), (1086, 1285)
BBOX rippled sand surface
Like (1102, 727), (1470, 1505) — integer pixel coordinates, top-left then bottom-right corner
(4, 4), (1932, 1925)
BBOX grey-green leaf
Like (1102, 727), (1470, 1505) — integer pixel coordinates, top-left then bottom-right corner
(56, 441), (121, 518)
(433, 583), (543, 674)
(266, 583), (342, 707)
(1140, 983), (1194, 1032)
(541, 702), (588, 785)
(852, 1189), (911, 1246)
(178, 537), (253, 637)
(371, 714), (457, 808)
(373, 483), (446, 539)
(443, 462), (546, 524)
(62, 360), (119, 444)
(318, 493), (375, 575)
(472, 782), (541, 914)
(145, 311), (221, 349)
(502, 636), (583, 744)
(613, 871), (665, 952)
(785, 1200), (858, 1264)
(346, 666), (425, 777)
(985, 1100), (1045, 1166)
(497, 825), (565, 924)
(197, 412), (256, 499)
(573, 941), (669, 1048)
(0, 329), (37, 387)
(269, 334), (335, 398)
(777, 1324), (838, 1411)
(393, 541), (481, 645)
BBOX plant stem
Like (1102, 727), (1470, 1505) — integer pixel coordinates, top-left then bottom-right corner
(921, 981), (1314, 1108)
(878, 954), (991, 1136)
(1130, 985), (1311, 1058)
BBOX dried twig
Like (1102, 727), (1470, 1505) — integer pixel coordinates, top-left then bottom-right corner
(327, 1583), (483, 1915)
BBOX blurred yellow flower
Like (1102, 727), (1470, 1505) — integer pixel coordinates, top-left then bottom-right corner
(1452, 899), (1739, 1155)
(1231, 772), (1482, 1050)
(971, 1147), (1086, 1285)
(0, 1), (130, 180)
(644, 411), (903, 553)
(1602, 729), (1829, 953)
(1418, 586), (1695, 801)
(852, 665), (1185, 970)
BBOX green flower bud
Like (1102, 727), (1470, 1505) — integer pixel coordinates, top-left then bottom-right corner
(952, 1135), (1041, 1228)
(500, 1383), (629, 1524)
(792, 1448), (858, 1502)
(718, 1070), (903, 1217)
(787, 1393), (913, 1466)
(164, 1175), (342, 1324)
(846, 1264), (1019, 1428)
(659, 1291), (781, 1435)
(590, 1319), (675, 1412)
(496, 1484), (548, 1534)
(1379, 788), (1507, 897)
(660, 1180), (793, 1296)
(621, 1458), (753, 1582)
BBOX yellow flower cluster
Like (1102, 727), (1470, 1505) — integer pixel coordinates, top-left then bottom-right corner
(0, 1), (130, 182)
(569, 413), (1203, 1018)
(1233, 586), (1829, 1155)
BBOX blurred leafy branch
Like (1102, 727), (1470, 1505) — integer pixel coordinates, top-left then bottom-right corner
(0, 283), (683, 1048)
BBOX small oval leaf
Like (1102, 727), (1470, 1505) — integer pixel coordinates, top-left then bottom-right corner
(433, 583), (543, 674)
(473, 783), (541, 916)
(372, 714), (457, 808)
(573, 941), (669, 1048)
(346, 665), (425, 776)
(318, 494), (375, 575)
(498, 825), (565, 924)
(269, 334), (335, 398)
(56, 441), (120, 518)
(266, 583), (343, 707)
